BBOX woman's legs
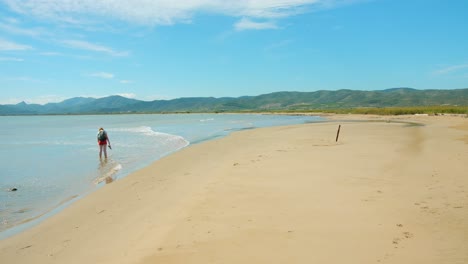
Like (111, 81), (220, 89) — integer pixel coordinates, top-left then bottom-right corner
(99, 144), (107, 158)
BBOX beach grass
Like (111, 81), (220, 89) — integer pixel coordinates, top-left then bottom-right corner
(256, 105), (468, 115)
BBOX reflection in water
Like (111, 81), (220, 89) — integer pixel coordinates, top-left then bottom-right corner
(99, 158), (107, 170)
(105, 176), (114, 184)
(96, 159), (118, 185)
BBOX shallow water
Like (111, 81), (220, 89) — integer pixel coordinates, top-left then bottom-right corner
(0, 113), (321, 238)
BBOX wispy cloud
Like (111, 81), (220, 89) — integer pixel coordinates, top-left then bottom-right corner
(234, 18), (278, 31)
(434, 64), (468, 75)
(120, 80), (133, 84)
(0, 22), (43, 37)
(0, 38), (32, 51)
(39, 51), (63, 56)
(62, 40), (128, 56)
(90, 72), (115, 79)
(3, 0), (360, 26)
(0, 57), (24, 62)
(2, 17), (20, 25)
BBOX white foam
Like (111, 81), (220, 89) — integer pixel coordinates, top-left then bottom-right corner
(112, 126), (154, 135)
(112, 126), (189, 146)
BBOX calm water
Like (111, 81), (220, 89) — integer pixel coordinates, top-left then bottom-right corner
(0, 113), (321, 238)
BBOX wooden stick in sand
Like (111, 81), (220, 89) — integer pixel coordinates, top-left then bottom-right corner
(336, 124), (341, 142)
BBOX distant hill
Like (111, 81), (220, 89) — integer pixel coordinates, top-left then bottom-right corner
(1, 88), (467, 115)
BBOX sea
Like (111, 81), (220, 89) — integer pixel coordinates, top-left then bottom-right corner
(0, 113), (322, 238)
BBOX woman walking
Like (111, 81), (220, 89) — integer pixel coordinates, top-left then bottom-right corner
(97, 127), (111, 159)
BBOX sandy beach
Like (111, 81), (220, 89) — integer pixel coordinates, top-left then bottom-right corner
(1, 114), (467, 264)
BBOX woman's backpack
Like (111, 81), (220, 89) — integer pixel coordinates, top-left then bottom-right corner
(98, 130), (107, 141)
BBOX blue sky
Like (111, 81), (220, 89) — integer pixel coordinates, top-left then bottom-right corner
(0, 0), (467, 104)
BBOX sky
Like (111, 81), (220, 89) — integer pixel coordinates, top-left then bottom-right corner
(0, 0), (467, 105)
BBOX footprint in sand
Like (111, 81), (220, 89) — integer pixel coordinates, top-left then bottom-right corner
(391, 224), (414, 249)
(403, 232), (414, 239)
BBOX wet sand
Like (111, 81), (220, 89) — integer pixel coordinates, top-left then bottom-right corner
(1, 115), (467, 264)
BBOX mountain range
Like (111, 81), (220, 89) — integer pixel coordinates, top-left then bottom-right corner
(1, 88), (467, 115)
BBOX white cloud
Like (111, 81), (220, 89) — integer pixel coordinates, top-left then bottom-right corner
(0, 57), (24, 61)
(62, 39), (128, 56)
(120, 80), (133, 84)
(0, 38), (32, 51)
(142, 94), (174, 101)
(3, 0), (356, 26)
(117, 93), (136, 98)
(90, 72), (115, 79)
(0, 98), (21, 105)
(435, 64), (468, 75)
(234, 18), (278, 31)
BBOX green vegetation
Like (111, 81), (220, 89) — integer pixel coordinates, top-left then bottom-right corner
(284, 106), (468, 115)
(1, 88), (467, 115)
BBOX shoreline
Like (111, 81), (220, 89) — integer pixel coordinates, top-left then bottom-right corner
(0, 113), (322, 240)
(1, 114), (467, 263)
